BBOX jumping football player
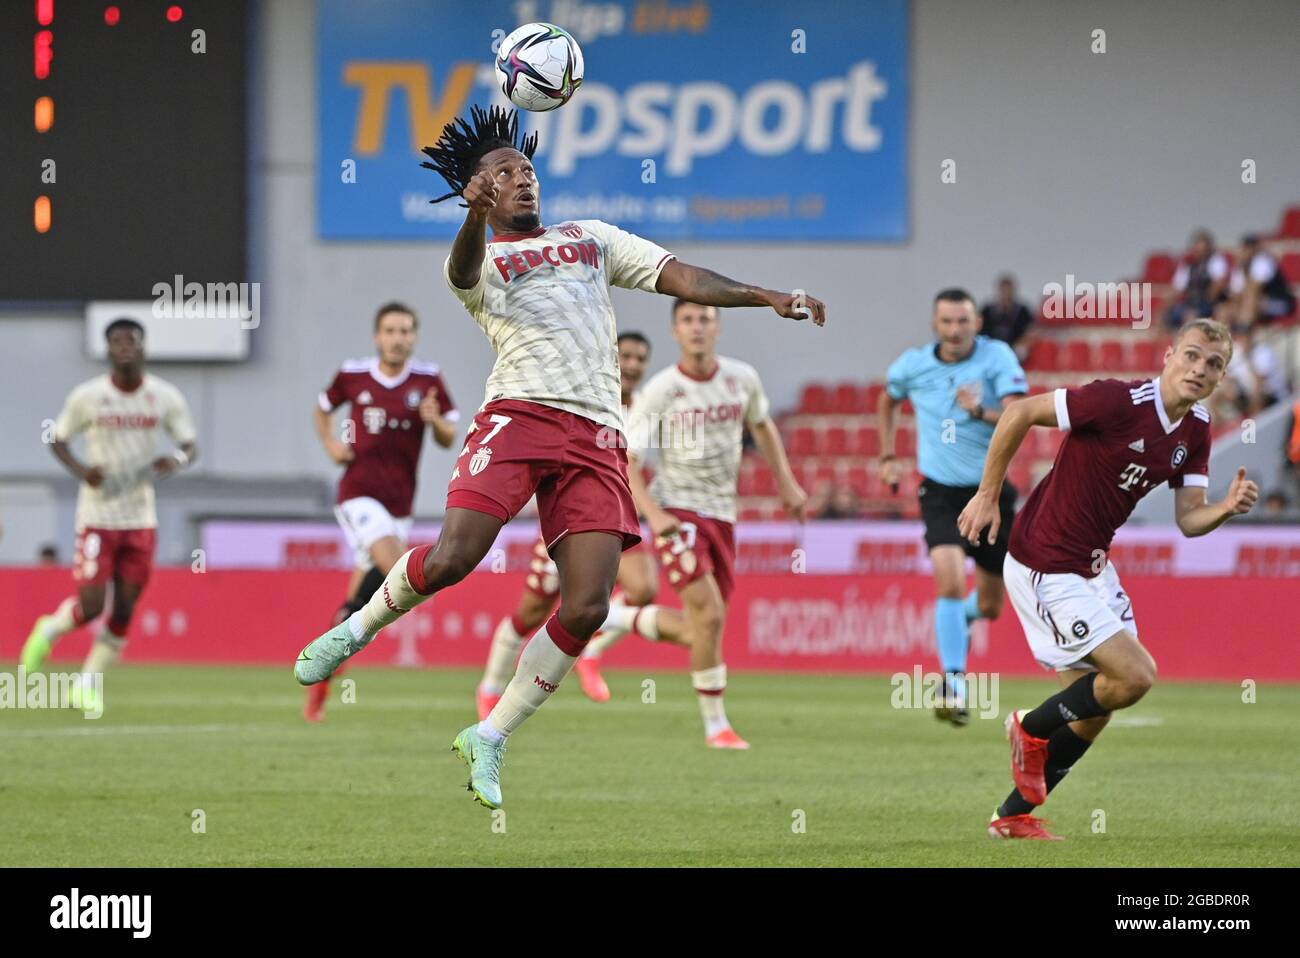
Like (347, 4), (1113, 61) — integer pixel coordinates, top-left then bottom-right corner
(292, 106), (825, 809)
(475, 331), (688, 720)
(958, 318), (1258, 839)
(879, 288), (1028, 725)
(625, 299), (807, 749)
(21, 319), (198, 712)
(308, 301), (458, 721)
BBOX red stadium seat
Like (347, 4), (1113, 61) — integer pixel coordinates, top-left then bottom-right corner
(751, 464), (777, 497)
(1025, 339), (1059, 371)
(1133, 340), (1162, 371)
(1141, 252), (1177, 285)
(1278, 206), (1300, 240)
(799, 384), (830, 414)
(855, 426), (881, 457)
(843, 465), (871, 497)
(824, 426), (851, 456)
(1099, 340), (1126, 370)
(789, 426), (817, 456)
(863, 382), (887, 411)
(895, 428), (915, 458)
(832, 382), (864, 414)
(1064, 340), (1093, 371)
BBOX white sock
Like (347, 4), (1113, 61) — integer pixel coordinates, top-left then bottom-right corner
(81, 631), (125, 677)
(631, 605), (660, 641)
(692, 664), (731, 738)
(353, 548), (432, 644)
(481, 616), (527, 693)
(582, 627), (625, 659)
(42, 597), (82, 645)
(484, 619), (579, 739)
(600, 601), (639, 633)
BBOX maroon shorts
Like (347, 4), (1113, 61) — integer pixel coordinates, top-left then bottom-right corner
(73, 527), (157, 587)
(446, 399), (642, 551)
(654, 508), (736, 602)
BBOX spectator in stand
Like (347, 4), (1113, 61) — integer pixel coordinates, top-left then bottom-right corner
(38, 544), (60, 565)
(819, 486), (865, 520)
(1262, 491), (1289, 520)
(1221, 323), (1288, 416)
(1230, 234), (1296, 326)
(1165, 230), (1230, 329)
(980, 274), (1035, 362)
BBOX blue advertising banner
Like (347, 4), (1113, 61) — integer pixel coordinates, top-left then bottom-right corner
(318, 0), (909, 241)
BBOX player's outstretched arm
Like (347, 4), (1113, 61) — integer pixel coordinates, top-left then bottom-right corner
(446, 170), (498, 290)
(626, 453), (679, 539)
(957, 391), (1057, 545)
(655, 260), (825, 326)
(1174, 468), (1259, 537)
(314, 404), (353, 465)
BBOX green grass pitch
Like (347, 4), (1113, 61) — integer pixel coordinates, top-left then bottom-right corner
(2, 665), (1296, 867)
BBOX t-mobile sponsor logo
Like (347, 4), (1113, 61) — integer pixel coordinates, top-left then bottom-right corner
(50, 888), (151, 938)
(533, 675), (558, 693)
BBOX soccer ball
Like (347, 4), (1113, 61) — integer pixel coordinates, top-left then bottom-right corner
(494, 22), (584, 112)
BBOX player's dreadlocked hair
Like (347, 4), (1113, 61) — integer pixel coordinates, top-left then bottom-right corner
(419, 105), (539, 206)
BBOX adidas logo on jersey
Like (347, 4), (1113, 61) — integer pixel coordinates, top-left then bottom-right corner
(1128, 438), (1145, 452)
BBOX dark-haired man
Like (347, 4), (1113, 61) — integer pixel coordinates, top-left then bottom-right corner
(306, 302), (458, 721)
(293, 105), (825, 810)
(21, 319), (198, 712)
(879, 289), (1027, 725)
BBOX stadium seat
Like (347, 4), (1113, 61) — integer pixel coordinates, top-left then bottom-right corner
(1133, 340), (1162, 371)
(895, 428), (915, 457)
(799, 383), (830, 414)
(1279, 252), (1300, 283)
(1141, 252), (1177, 285)
(1276, 206), (1300, 239)
(844, 465), (871, 497)
(863, 382), (886, 411)
(855, 426), (881, 457)
(789, 426), (818, 456)
(1064, 340), (1093, 370)
(1099, 340), (1126, 370)
(1025, 339), (1059, 371)
(824, 426), (851, 456)
(751, 464), (778, 497)
(832, 382), (864, 414)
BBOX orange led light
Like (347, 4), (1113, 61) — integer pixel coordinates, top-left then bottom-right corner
(35, 95), (54, 132)
(35, 196), (52, 233)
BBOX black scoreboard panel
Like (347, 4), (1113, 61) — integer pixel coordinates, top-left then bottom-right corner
(0, 0), (247, 301)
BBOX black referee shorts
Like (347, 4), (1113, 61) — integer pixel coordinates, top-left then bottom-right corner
(918, 477), (1017, 574)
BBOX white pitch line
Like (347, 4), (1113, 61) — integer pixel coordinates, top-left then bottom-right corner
(0, 722), (251, 738)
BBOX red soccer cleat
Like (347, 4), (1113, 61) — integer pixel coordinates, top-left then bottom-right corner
(706, 728), (751, 750)
(1005, 708), (1050, 805)
(304, 680), (329, 723)
(988, 813), (1063, 840)
(476, 685), (502, 721)
(575, 657), (611, 703)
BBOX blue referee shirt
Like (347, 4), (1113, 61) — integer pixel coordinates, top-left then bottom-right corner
(885, 336), (1028, 487)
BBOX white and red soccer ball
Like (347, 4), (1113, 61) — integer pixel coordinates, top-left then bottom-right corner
(494, 22), (584, 113)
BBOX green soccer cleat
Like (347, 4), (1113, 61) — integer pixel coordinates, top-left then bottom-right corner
(294, 621), (365, 686)
(20, 617), (52, 673)
(451, 724), (507, 810)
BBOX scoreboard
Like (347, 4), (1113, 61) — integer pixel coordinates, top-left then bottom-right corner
(0, 0), (247, 301)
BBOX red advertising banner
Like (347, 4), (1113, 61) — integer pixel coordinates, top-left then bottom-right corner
(1, 568), (1294, 681)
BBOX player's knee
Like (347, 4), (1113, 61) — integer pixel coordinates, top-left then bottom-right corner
(79, 593), (106, 620)
(978, 594), (1004, 620)
(422, 547), (478, 589)
(688, 601), (724, 640)
(559, 596), (610, 638)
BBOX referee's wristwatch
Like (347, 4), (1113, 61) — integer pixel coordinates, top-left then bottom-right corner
(971, 403), (985, 422)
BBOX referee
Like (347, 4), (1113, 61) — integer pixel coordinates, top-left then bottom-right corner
(879, 288), (1028, 725)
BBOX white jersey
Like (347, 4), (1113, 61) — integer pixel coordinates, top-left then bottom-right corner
(54, 373), (196, 530)
(443, 219), (675, 434)
(626, 356), (771, 524)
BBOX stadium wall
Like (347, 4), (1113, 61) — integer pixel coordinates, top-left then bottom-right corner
(2, 0), (1299, 558)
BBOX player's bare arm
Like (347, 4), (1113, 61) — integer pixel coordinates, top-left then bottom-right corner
(1174, 467), (1259, 536)
(50, 437), (103, 488)
(877, 388), (903, 490)
(313, 403), (354, 465)
(749, 419), (807, 521)
(957, 389), (1023, 426)
(446, 169), (498, 290)
(957, 391), (1058, 545)
(655, 260), (826, 326)
(420, 389), (457, 448)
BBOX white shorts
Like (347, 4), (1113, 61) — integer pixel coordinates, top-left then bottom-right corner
(334, 497), (413, 569)
(1003, 552), (1137, 672)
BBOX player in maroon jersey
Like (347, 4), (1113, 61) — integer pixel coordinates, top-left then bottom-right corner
(957, 319), (1258, 839)
(306, 301), (458, 721)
